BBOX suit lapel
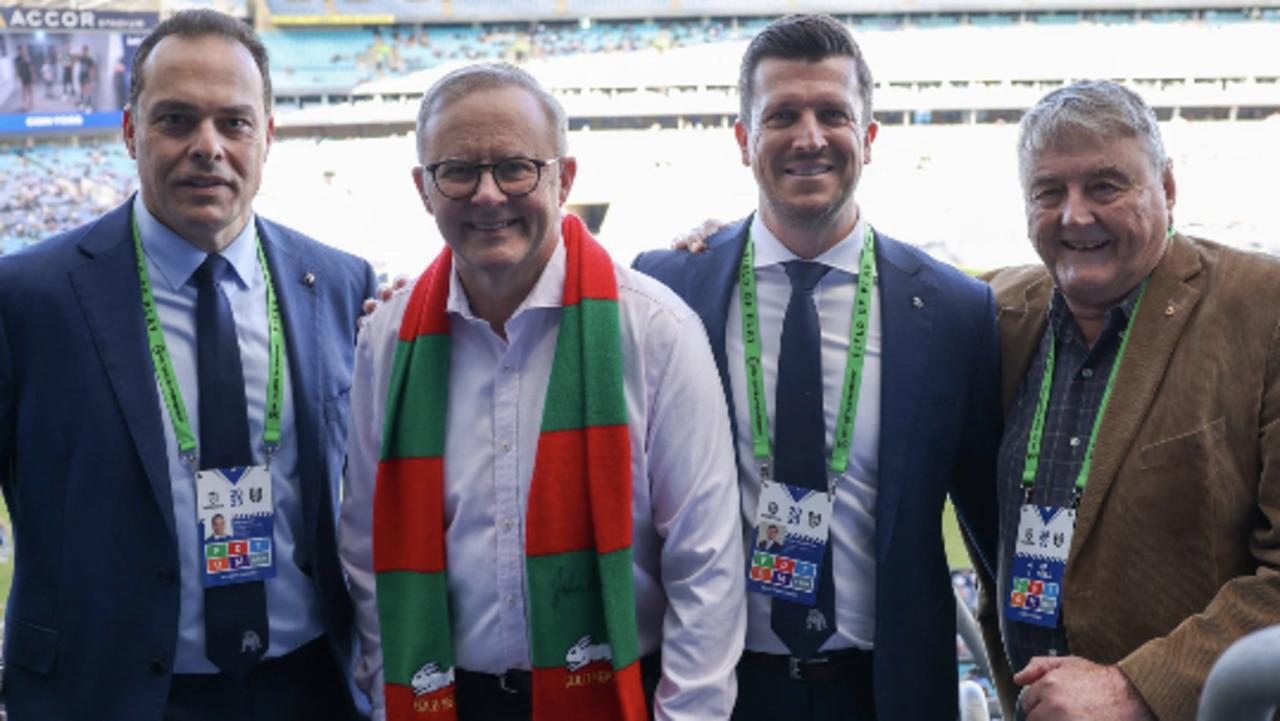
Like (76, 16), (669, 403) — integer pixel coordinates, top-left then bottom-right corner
(259, 221), (323, 556)
(67, 201), (177, 536)
(685, 221), (749, 439)
(874, 232), (935, 561)
(997, 276), (1053, 413)
(1067, 236), (1203, 565)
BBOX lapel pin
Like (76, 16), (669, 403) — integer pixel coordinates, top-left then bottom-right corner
(1164, 303), (1175, 317)
(912, 296), (924, 309)
(302, 272), (316, 287)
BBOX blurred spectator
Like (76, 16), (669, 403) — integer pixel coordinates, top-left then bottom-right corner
(0, 145), (137, 254)
(15, 45), (36, 112)
(77, 45), (98, 111)
(41, 46), (58, 99)
(61, 45), (75, 99)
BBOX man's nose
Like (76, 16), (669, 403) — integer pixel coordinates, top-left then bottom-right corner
(189, 120), (224, 162)
(793, 112), (828, 152)
(1060, 188), (1095, 228)
(470, 168), (506, 205)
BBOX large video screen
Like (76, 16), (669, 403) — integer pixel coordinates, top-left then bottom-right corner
(0, 7), (155, 134)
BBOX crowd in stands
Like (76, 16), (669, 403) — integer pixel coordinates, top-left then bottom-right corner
(264, 17), (761, 91)
(0, 145), (136, 256)
(263, 8), (1280, 94)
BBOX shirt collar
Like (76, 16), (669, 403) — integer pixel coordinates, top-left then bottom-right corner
(133, 195), (259, 293)
(749, 212), (869, 277)
(1048, 279), (1146, 346)
(446, 234), (567, 320)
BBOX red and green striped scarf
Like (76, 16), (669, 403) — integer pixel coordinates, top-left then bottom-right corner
(373, 214), (646, 721)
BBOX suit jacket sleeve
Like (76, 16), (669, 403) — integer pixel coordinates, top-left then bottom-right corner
(0, 304), (12, 491)
(1114, 314), (1280, 720)
(950, 285), (1001, 580)
(972, 267), (1020, 718)
(360, 264), (378, 316)
(951, 284), (1019, 717)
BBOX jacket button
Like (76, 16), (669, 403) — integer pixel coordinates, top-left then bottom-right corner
(158, 568), (177, 585)
(149, 658), (167, 675)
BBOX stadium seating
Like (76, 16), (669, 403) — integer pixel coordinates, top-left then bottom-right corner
(0, 144), (136, 255)
(264, 18), (742, 94)
(260, 10), (1280, 107)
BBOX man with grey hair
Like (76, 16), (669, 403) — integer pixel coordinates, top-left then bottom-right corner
(339, 62), (745, 721)
(979, 79), (1280, 720)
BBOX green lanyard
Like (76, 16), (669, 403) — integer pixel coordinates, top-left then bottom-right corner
(738, 224), (877, 482)
(132, 215), (285, 464)
(1021, 282), (1148, 501)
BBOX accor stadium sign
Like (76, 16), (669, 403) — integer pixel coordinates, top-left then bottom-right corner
(0, 7), (157, 31)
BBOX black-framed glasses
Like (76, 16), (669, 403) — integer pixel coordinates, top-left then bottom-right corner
(423, 156), (561, 199)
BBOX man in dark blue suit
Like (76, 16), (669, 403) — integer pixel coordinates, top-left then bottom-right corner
(634, 14), (1000, 720)
(0, 10), (375, 720)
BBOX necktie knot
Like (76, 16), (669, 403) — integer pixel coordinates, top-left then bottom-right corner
(784, 260), (830, 296)
(195, 253), (231, 289)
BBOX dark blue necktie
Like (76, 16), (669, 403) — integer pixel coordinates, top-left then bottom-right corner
(195, 254), (268, 677)
(771, 260), (838, 658)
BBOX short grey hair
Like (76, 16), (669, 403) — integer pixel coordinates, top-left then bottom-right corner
(1018, 80), (1167, 186)
(415, 63), (568, 162)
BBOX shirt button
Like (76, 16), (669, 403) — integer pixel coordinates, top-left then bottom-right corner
(502, 518), (514, 532)
(1081, 368), (1094, 379)
(1069, 436), (1081, 448)
(505, 594), (516, 606)
(158, 567), (177, 585)
(502, 364), (514, 373)
(501, 441), (512, 453)
(149, 658), (168, 675)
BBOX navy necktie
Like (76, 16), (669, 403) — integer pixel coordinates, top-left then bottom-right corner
(195, 253), (268, 677)
(771, 260), (838, 658)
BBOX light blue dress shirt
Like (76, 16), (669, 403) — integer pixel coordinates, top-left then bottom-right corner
(727, 213), (883, 654)
(134, 199), (324, 674)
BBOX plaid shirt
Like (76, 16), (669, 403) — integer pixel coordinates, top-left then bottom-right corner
(995, 284), (1144, 695)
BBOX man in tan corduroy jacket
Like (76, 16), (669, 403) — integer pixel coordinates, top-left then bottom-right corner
(978, 79), (1280, 721)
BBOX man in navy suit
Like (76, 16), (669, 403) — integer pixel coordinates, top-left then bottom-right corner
(0, 10), (375, 720)
(634, 14), (1000, 720)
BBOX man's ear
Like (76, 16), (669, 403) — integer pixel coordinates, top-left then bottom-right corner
(264, 114), (275, 161)
(412, 165), (435, 216)
(123, 107), (138, 159)
(862, 121), (878, 165)
(557, 156), (577, 205)
(734, 120), (751, 167)
(1161, 160), (1177, 217)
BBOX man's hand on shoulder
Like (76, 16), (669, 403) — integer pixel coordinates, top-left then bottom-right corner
(670, 218), (732, 254)
(1016, 656), (1155, 721)
(359, 274), (410, 327)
